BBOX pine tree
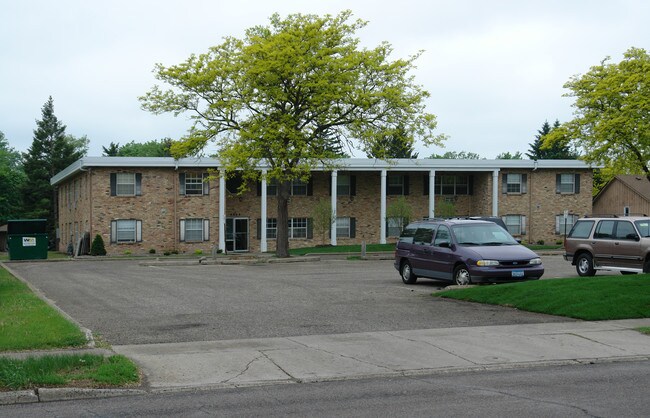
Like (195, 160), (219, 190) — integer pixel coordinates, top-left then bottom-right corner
(527, 120), (577, 160)
(0, 131), (26, 223)
(22, 97), (87, 243)
(90, 234), (107, 256)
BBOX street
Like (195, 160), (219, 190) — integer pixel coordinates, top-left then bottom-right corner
(3, 360), (649, 417)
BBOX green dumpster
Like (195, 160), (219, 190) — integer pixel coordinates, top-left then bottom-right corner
(7, 219), (48, 260)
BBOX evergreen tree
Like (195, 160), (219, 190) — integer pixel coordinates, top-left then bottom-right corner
(22, 97), (87, 242)
(90, 234), (107, 256)
(102, 141), (121, 156)
(0, 131), (26, 223)
(527, 120), (577, 159)
(366, 124), (419, 159)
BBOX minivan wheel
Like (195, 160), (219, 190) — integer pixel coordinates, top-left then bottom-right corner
(453, 265), (472, 286)
(401, 261), (417, 284)
(576, 253), (596, 277)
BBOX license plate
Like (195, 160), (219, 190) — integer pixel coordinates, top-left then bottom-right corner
(512, 270), (524, 278)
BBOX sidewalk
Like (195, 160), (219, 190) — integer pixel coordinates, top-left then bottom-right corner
(112, 319), (650, 391)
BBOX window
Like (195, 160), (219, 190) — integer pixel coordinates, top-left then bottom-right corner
(337, 175), (350, 196)
(266, 218), (277, 239)
(503, 215), (526, 235)
(556, 174), (580, 194)
(594, 220), (615, 239)
(615, 221), (637, 240)
(624, 206), (630, 216)
(556, 214), (579, 235)
(413, 227), (434, 245)
(180, 173), (209, 195)
(110, 219), (142, 243)
(180, 218), (209, 242)
(433, 226), (450, 246)
(387, 217), (405, 237)
(110, 173), (141, 196)
(259, 179), (311, 196)
(387, 175), (408, 195)
(289, 218), (308, 238)
(336, 217), (351, 238)
(426, 175), (471, 195)
(116, 173), (136, 195)
(502, 174), (527, 194)
(568, 220), (594, 239)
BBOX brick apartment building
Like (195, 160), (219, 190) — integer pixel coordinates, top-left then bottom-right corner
(51, 157), (594, 256)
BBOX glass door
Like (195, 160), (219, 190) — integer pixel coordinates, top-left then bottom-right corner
(226, 218), (249, 252)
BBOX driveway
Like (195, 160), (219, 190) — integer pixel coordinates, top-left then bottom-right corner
(7, 256), (577, 346)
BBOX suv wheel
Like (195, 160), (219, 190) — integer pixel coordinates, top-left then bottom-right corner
(401, 261), (417, 284)
(454, 265), (472, 286)
(576, 253), (596, 277)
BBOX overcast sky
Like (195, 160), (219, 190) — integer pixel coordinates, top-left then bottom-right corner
(1, 0), (648, 159)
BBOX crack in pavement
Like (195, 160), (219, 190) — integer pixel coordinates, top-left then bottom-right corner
(259, 350), (298, 382)
(223, 353), (265, 384)
(285, 337), (397, 373)
(384, 331), (478, 365)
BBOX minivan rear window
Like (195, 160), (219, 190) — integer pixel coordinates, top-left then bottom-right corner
(568, 220), (594, 239)
(398, 225), (418, 243)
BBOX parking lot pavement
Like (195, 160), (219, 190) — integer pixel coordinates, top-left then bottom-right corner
(5, 257), (577, 346)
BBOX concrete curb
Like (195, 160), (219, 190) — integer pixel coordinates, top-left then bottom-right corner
(138, 255), (321, 266)
(0, 388), (147, 405)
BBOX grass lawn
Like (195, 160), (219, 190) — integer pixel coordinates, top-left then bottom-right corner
(0, 354), (139, 391)
(437, 275), (650, 320)
(0, 266), (88, 351)
(289, 243), (395, 255)
(0, 265), (141, 390)
(0, 251), (70, 262)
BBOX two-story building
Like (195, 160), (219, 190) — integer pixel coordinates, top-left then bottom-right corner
(50, 157), (594, 256)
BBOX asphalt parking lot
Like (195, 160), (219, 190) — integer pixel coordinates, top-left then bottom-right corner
(7, 255), (578, 346)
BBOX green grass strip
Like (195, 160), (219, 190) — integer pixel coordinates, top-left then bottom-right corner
(0, 266), (87, 351)
(289, 243), (396, 255)
(0, 354), (139, 390)
(436, 275), (650, 320)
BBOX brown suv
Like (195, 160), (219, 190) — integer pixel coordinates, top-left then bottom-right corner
(563, 216), (650, 276)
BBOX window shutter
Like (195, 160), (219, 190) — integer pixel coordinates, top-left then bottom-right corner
(135, 173), (142, 196)
(350, 217), (356, 238)
(522, 174), (528, 194)
(110, 220), (117, 243)
(110, 173), (117, 196)
(179, 219), (185, 242)
(203, 219), (210, 241)
(556, 174), (561, 193)
(179, 173), (186, 195)
(502, 174), (507, 194)
(555, 215), (561, 234)
(423, 175), (429, 195)
(574, 174), (581, 194)
(328, 176), (332, 196)
(307, 177), (313, 196)
(403, 175), (410, 195)
(307, 218), (313, 239)
(136, 220), (142, 242)
(350, 175), (356, 196)
(203, 173), (210, 195)
(256, 181), (262, 196)
(468, 175), (474, 195)
(521, 216), (527, 235)
(256, 219), (261, 240)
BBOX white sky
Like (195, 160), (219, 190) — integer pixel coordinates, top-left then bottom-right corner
(1, 0), (648, 158)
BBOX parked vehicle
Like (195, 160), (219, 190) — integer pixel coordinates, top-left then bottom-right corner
(563, 215), (650, 276)
(394, 219), (544, 285)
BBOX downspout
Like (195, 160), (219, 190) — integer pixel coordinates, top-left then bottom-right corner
(530, 161), (537, 243)
(174, 163), (178, 253)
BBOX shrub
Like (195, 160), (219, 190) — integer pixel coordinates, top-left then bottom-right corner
(90, 234), (107, 256)
(194, 249), (203, 256)
(149, 248), (156, 254)
(163, 251), (171, 256)
(536, 240), (545, 245)
(123, 250), (132, 256)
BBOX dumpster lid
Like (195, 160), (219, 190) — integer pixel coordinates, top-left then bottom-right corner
(7, 219), (47, 235)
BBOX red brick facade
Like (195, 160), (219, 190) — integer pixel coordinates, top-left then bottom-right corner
(53, 158), (594, 255)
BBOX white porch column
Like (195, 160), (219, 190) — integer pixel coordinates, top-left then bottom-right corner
(219, 171), (226, 252)
(428, 169), (436, 219)
(492, 169), (500, 216)
(380, 169), (387, 244)
(330, 170), (338, 246)
(260, 169), (268, 252)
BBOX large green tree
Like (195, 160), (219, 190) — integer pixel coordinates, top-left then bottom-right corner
(527, 119), (577, 159)
(544, 47), (650, 178)
(117, 139), (173, 157)
(22, 97), (88, 241)
(429, 151), (481, 159)
(140, 11), (444, 257)
(0, 131), (26, 223)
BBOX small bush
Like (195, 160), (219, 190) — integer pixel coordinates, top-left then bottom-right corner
(163, 251), (171, 256)
(536, 240), (545, 245)
(171, 250), (179, 255)
(123, 250), (132, 256)
(556, 240), (563, 245)
(90, 234), (107, 256)
(194, 249), (203, 256)
(149, 248), (156, 254)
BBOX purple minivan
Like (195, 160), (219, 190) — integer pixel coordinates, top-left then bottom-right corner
(394, 219), (544, 285)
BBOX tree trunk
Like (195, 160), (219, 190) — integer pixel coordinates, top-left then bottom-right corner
(275, 180), (291, 258)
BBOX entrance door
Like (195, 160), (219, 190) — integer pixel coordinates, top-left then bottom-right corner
(226, 218), (249, 252)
